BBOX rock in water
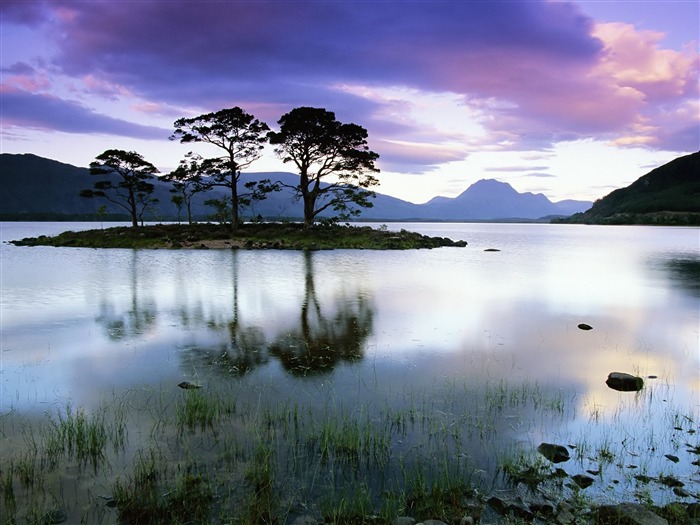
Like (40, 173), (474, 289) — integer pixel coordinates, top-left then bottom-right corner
(537, 443), (570, 463)
(43, 508), (67, 524)
(571, 474), (595, 489)
(595, 503), (669, 524)
(605, 372), (644, 392)
(577, 323), (593, 330)
(178, 381), (202, 389)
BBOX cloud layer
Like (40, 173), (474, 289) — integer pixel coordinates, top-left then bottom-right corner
(1, 0), (698, 178)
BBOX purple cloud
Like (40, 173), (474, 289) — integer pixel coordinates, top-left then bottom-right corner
(2, 62), (36, 75)
(1, 87), (169, 139)
(2, 0), (697, 160)
(12, 3), (603, 119)
(485, 166), (551, 172)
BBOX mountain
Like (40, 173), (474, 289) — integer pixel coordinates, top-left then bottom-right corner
(421, 179), (590, 220)
(560, 151), (700, 225)
(0, 153), (590, 221)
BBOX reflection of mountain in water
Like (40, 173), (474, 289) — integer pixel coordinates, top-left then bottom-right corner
(664, 257), (700, 297)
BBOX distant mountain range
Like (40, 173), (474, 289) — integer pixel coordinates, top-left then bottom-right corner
(0, 153), (592, 221)
(559, 151), (700, 225)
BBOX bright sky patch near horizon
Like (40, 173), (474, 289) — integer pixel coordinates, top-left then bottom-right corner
(1, 0), (698, 204)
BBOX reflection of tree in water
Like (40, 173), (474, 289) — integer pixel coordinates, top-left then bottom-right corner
(95, 251), (157, 340)
(269, 251), (373, 375)
(182, 324), (269, 377)
(181, 250), (269, 377)
(179, 250), (374, 377)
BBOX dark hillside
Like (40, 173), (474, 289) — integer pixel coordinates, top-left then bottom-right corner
(0, 154), (102, 216)
(559, 151), (700, 225)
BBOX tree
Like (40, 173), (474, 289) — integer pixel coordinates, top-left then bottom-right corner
(171, 107), (272, 231)
(268, 107), (380, 227)
(163, 152), (212, 224)
(204, 197), (232, 225)
(80, 149), (159, 228)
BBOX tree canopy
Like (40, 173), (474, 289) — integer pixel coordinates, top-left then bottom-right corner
(81, 149), (159, 228)
(171, 107), (271, 230)
(268, 107), (380, 226)
(163, 152), (212, 224)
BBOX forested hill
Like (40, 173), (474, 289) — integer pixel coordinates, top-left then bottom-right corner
(558, 151), (700, 225)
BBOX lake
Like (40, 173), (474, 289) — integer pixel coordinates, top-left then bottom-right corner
(1, 221), (698, 523)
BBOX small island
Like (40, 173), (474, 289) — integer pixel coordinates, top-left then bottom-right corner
(10, 222), (468, 250)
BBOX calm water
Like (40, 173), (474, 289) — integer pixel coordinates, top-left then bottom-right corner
(1, 221), (698, 517)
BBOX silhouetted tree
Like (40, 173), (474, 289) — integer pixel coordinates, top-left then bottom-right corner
(204, 197), (233, 225)
(163, 152), (212, 224)
(268, 107), (380, 226)
(81, 149), (159, 228)
(171, 107), (273, 231)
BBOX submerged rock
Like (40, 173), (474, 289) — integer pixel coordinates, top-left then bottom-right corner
(537, 443), (571, 463)
(42, 508), (67, 524)
(606, 372), (644, 392)
(571, 474), (595, 489)
(487, 495), (533, 520)
(595, 503), (669, 525)
(178, 381), (202, 389)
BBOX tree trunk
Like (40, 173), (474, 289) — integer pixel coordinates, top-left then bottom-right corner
(128, 189), (138, 228)
(301, 172), (316, 227)
(231, 180), (239, 234)
(303, 197), (316, 227)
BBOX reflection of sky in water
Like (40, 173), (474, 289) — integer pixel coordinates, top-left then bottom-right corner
(1, 223), (698, 498)
(2, 223), (697, 409)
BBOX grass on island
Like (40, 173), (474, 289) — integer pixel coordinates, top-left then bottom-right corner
(9, 222), (469, 250)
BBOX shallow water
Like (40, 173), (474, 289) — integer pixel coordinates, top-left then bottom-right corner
(1, 221), (698, 520)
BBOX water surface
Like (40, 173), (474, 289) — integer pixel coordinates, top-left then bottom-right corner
(1, 221), (698, 519)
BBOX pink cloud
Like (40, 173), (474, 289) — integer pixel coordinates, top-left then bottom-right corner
(5, 73), (51, 92)
(593, 22), (698, 100)
(81, 74), (133, 100)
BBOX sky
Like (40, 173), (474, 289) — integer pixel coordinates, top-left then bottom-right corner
(1, 0), (698, 204)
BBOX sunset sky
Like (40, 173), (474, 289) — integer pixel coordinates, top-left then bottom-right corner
(1, 0), (698, 204)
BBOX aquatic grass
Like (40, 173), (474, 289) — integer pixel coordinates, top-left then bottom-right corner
(1, 462), (15, 517)
(245, 441), (278, 524)
(320, 482), (375, 524)
(401, 460), (476, 522)
(1, 369), (697, 524)
(112, 458), (213, 525)
(175, 387), (235, 432)
(41, 402), (128, 473)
